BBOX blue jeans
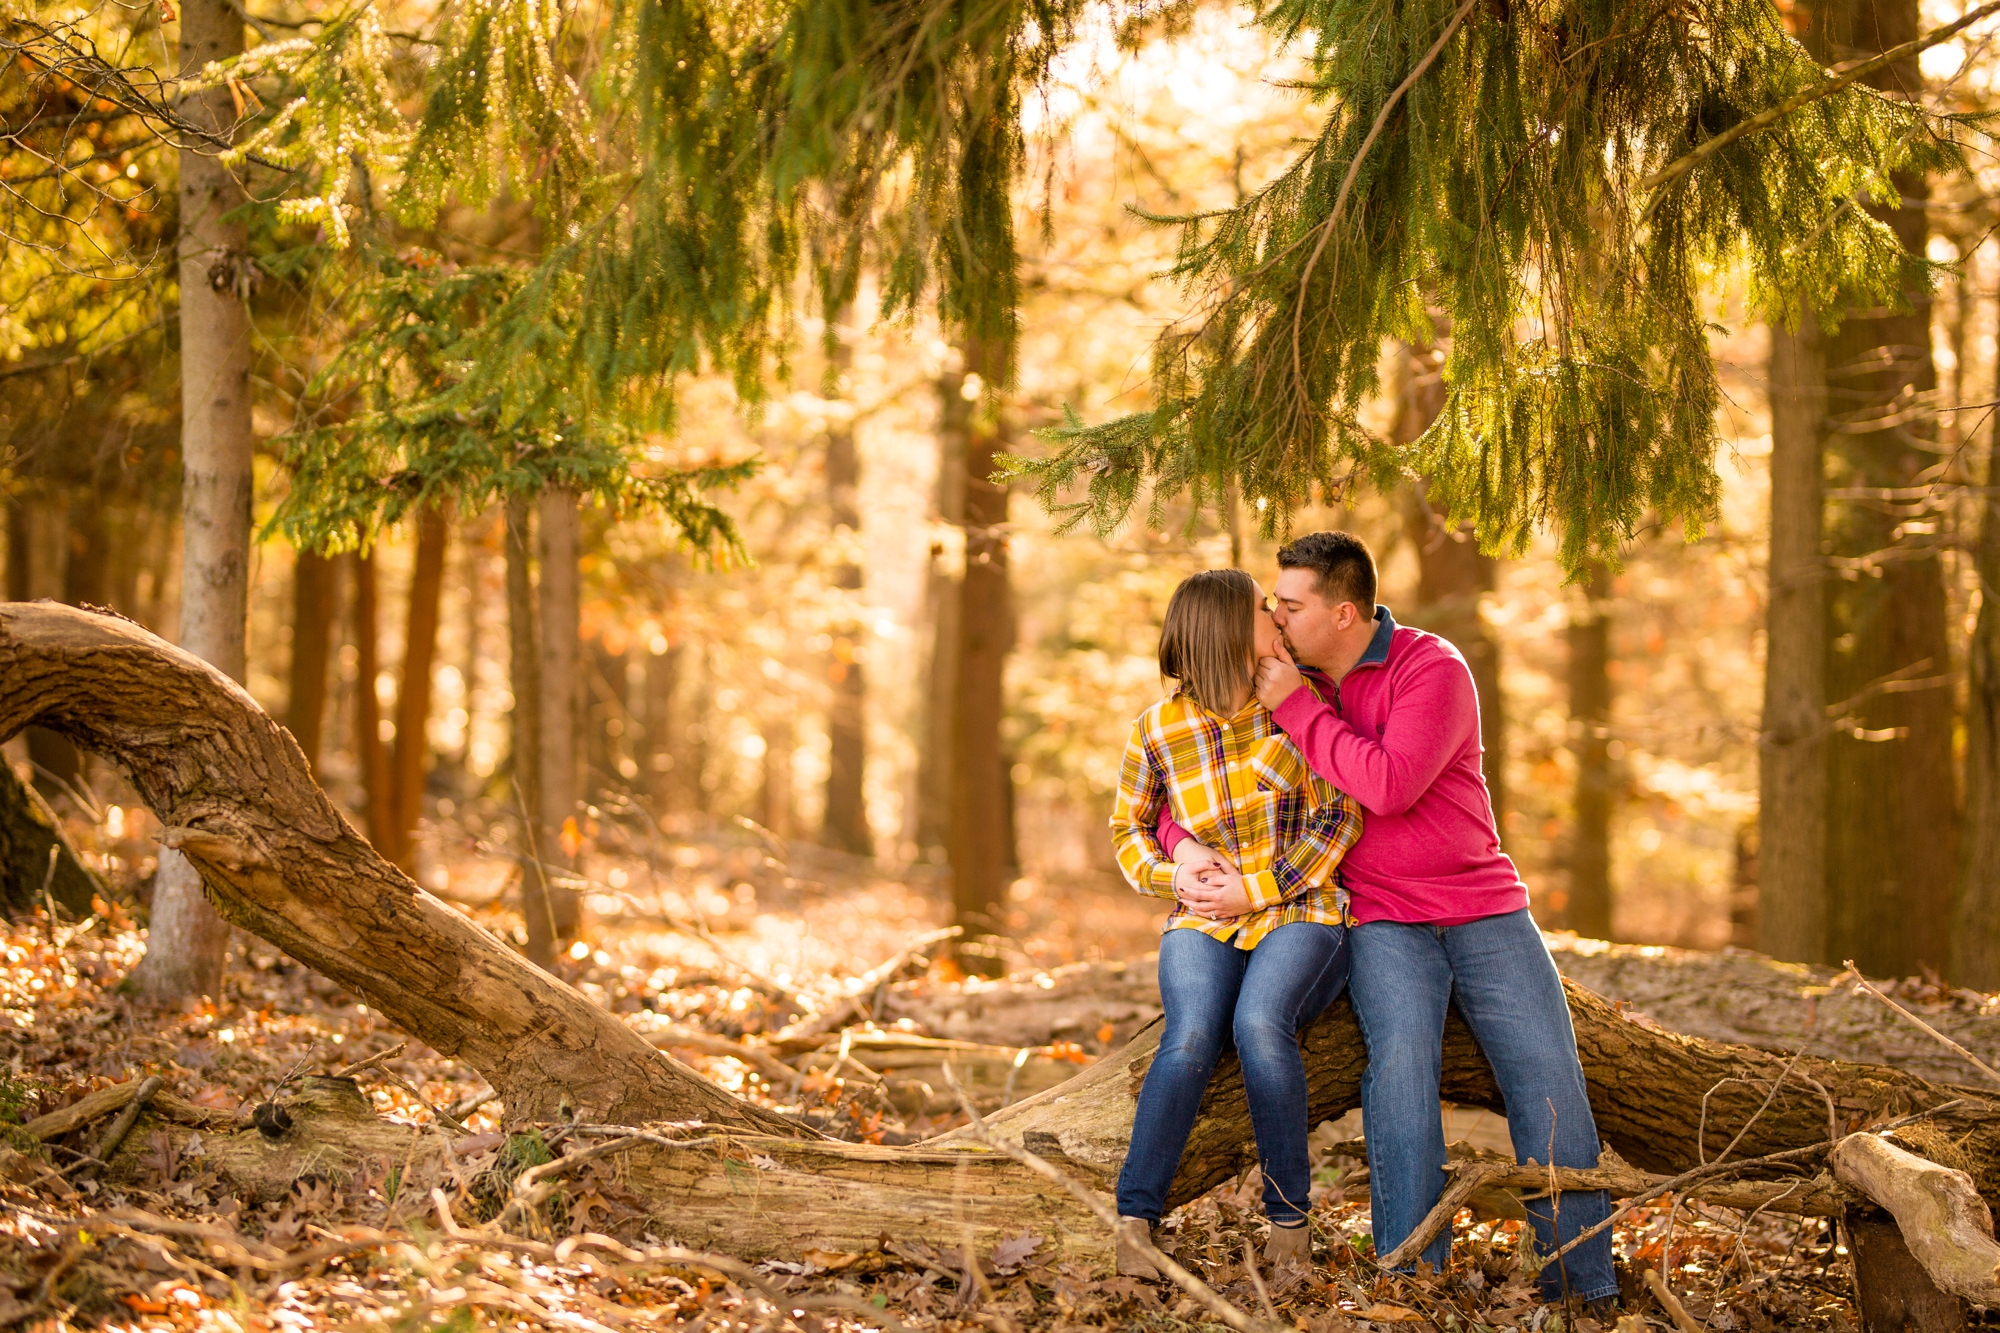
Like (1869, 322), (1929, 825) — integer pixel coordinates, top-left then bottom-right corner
(1117, 922), (1350, 1228)
(1350, 909), (1617, 1302)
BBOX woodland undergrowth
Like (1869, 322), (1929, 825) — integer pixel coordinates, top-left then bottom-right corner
(0, 806), (1894, 1333)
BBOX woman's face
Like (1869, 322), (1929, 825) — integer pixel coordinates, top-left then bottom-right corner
(1251, 582), (1283, 663)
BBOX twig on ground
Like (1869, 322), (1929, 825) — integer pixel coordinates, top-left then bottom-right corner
(1643, 1266), (1704, 1333)
(336, 1040), (410, 1079)
(939, 1063), (1282, 1333)
(1242, 1236), (1278, 1323)
(1841, 962), (2000, 1088)
(649, 1027), (797, 1083)
(69, 1074), (161, 1179)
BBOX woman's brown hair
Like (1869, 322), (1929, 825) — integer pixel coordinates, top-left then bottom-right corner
(1159, 569), (1257, 715)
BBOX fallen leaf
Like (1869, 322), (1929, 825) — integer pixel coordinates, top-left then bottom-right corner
(121, 1296), (170, 1315)
(1355, 1303), (1426, 1322)
(991, 1231), (1042, 1274)
(802, 1249), (860, 1271)
(560, 817), (584, 859)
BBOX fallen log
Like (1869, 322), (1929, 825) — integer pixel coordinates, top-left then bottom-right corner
(15, 602), (2000, 1270)
(882, 937), (2000, 1087)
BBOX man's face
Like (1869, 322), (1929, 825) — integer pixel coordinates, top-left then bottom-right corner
(1269, 566), (1347, 669)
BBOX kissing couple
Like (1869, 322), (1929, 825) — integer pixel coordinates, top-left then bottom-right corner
(1107, 531), (1618, 1312)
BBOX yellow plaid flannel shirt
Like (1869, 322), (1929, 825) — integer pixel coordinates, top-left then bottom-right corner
(1109, 682), (1361, 949)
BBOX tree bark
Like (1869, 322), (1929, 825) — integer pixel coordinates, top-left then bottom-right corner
(386, 507), (449, 874)
(823, 317), (871, 857)
(537, 488), (582, 937)
(286, 551), (338, 775)
(350, 551), (394, 849)
(1567, 561), (1614, 939)
(1762, 318), (1830, 965)
(504, 495), (555, 971)
(1393, 342), (1505, 822)
(759, 717), (795, 839)
(1954, 343), (2000, 986)
(1803, 0), (1959, 978)
(130, 0), (253, 999)
(946, 339), (1014, 967)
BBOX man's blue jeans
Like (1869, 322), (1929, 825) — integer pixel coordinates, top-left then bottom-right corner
(1117, 921), (1350, 1228)
(1350, 909), (1617, 1301)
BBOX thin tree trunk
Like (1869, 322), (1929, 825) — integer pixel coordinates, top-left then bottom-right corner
(536, 488), (582, 937)
(641, 641), (679, 818)
(351, 552), (395, 849)
(1566, 561), (1615, 938)
(823, 313), (871, 857)
(916, 494), (962, 861)
(1762, 318), (1830, 964)
(1806, 0), (1958, 978)
(386, 507), (448, 874)
(759, 717), (795, 840)
(286, 552), (337, 775)
(1954, 412), (2000, 986)
(130, 0), (252, 998)
(1393, 341), (1506, 821)
(504, 495), (555, 971)
(948, 339), (1014, 968)
(18, 493), (81, 802)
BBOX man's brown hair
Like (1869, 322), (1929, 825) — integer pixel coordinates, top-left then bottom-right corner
(1277, 531), (1376, 614)
(1158, 569), (1258, 715)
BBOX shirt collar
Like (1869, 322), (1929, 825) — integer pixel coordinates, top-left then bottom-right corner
(1357, 604), (1397, 668)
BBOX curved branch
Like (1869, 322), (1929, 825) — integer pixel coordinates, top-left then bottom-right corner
(0, 601), (804, 1133)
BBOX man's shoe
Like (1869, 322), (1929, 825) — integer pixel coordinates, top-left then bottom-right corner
(1264, 1220), (1311, 1273)
(1116, 1216), (1162, 1280)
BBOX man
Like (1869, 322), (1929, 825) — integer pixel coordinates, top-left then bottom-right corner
(1161, 531), (1616, 1307)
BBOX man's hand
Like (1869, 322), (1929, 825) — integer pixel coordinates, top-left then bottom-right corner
(1255, 641), (1305, 712)
(1172, 838), (1240, 874)
(1178, 870), (1252, 920)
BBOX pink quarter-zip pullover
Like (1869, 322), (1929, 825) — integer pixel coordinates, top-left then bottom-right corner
(1160, 606), (1527, 926)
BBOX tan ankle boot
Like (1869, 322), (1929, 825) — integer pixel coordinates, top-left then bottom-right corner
(1265, 1220), (1311, 1272)
(1116, 1216), (1162, 1280)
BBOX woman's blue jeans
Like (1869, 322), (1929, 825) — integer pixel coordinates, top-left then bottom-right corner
(1117, 921), (1350, 1228)
(1349, 909), (1618, 1302)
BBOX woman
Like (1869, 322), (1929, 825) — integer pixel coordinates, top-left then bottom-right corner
(1109, 569), (1362, 1277)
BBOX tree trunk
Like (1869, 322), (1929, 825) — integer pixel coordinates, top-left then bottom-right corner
(1567, 561), (1614, 938)
(350, 552), (394, 849)
(823, 321), (871, 857)
(0, 756), (104, 916)
(504, 495), (556, 971)
(386, 507), (449, 874)
(1393, 341), (1506, 821)
(537, 488), (582, 937)
(946, 339), (1014, 968)
(129, 0), (254, 999)
(1953, 330), (2000, 986)
(17, 492), (82, 803)
(1762, 318), (1831, 965)
(642, 641), (680, 818)
(286, 552), (338, 775)
(1804, 0), (1959, 978)
(18, 602), (2000, 1265)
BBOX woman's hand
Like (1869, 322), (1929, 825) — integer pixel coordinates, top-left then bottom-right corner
(1177, 869), (1252, 920)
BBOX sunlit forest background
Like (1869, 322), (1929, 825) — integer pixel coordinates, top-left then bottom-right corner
(6, 0), (2000, 979)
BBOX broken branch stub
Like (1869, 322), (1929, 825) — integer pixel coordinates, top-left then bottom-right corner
(1833, 1132), (2000, 1305)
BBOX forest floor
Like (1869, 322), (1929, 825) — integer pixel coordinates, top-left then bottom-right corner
(0, 810), (1876, 1333)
